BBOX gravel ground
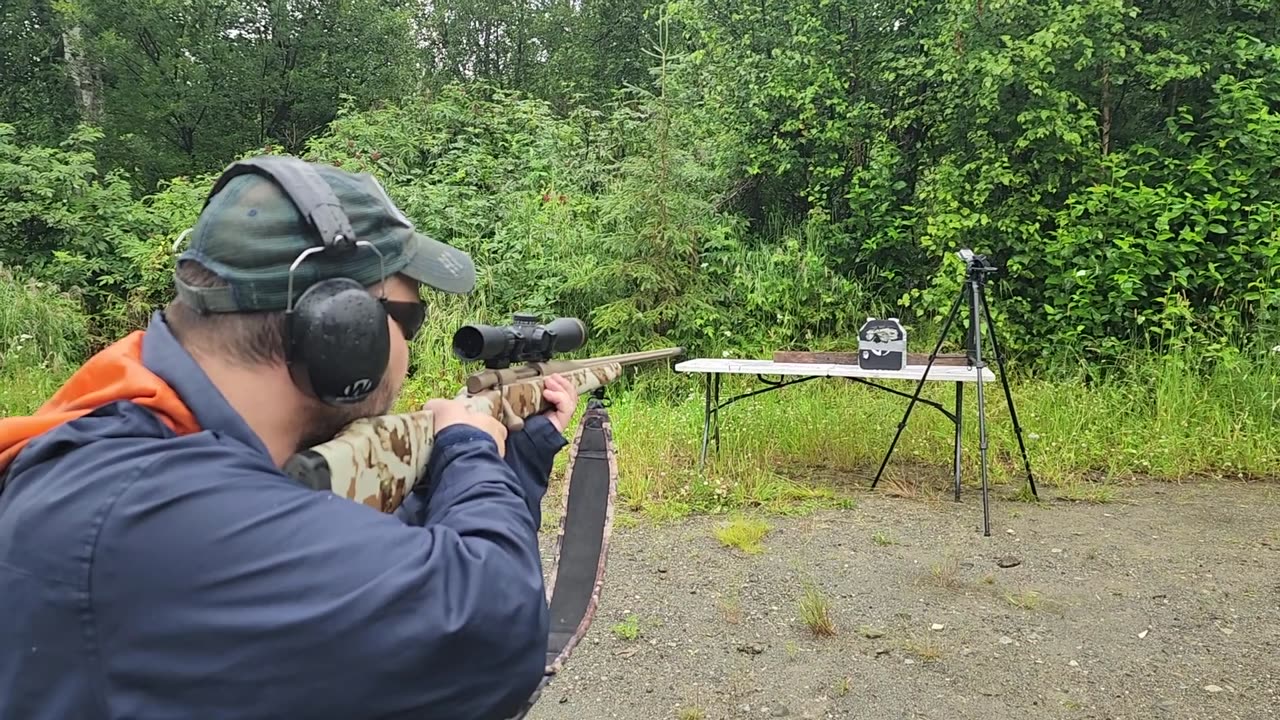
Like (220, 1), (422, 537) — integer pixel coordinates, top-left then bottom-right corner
(527, 480), (1280, 720)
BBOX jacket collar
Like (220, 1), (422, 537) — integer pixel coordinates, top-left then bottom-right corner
(140, 311), (274, 460)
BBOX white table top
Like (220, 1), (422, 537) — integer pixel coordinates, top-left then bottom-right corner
(675, 357), (995, 382)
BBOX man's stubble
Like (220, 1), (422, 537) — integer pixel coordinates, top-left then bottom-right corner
(294, 373), (402, 453)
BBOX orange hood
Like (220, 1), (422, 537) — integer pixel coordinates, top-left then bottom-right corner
(0, 331), (202, 478)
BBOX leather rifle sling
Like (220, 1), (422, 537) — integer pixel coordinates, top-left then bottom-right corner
(504, 397), (617, 719)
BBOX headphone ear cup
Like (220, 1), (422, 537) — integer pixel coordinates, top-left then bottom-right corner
(285, 278), (390, 405)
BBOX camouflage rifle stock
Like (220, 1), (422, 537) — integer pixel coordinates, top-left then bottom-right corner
(280, 345), (683, 507)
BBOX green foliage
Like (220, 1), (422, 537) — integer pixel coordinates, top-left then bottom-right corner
(0, 123), (212, 344)
(0, 0), (80, 143)
(1036, 69), (1280, 362)
(42, 0), (422, 188)
(300, 75), (752, 363)
(712, 516), (772, 554)
(2, 0), (1279, 386)
(667, 0), (1280, 367)
(611, 614), (641, 640)
(413, 0), (660, 108)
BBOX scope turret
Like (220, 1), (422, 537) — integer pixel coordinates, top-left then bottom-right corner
(452, 313), (587, 368)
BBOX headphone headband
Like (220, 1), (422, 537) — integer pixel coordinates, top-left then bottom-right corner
(286, 242), (388, 313)
(205, 155), (358, 252)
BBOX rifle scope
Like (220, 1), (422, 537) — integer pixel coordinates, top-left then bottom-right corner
(452, 313), (588, 368)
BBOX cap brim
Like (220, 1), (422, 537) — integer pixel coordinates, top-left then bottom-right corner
(401, 232), (476, 294)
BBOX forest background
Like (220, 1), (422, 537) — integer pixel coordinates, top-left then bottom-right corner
(3, 0), (1278, 515)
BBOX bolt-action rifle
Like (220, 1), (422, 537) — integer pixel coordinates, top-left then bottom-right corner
(281, 313), (682, 720)
(281, 313), (682, 509)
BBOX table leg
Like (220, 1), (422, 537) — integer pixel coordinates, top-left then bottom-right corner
(699, 373), (713, 469)
(953, 381), (964, 502)
(712, 373), (722, 457)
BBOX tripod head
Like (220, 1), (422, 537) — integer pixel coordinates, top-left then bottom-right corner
(957, 248), (997, 282)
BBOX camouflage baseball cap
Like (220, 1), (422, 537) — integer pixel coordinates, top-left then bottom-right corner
(174, 155), (475, 313)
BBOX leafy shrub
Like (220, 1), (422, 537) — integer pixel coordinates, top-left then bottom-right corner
(0, 123), (210, 346)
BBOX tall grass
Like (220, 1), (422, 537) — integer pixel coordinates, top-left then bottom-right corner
(523, 343), (1280, 518)
(0, 266), (91, 415)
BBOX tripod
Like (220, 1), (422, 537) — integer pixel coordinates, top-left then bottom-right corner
(871, 249), (1038, 537)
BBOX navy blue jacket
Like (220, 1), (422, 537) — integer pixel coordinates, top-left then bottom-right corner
(0, 312), (566, 719)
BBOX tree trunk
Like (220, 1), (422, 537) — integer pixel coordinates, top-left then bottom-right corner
(1100, 62), (1112, 156)
(62, 25), (102, 123)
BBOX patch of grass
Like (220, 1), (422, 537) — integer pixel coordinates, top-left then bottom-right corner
(0, 363), (70, 418)
(858, 624), (885, 639)
(880, 476), (927, 499)
(872, 530), (897, 546)
(1059, 481), (1120, 504)
(926, 556), (965, 590)
(612, 614), (641, 640)
(713, 516), (772, 554)
(1005, 590), (1044, 610)
(535, 390), (859, 525)
(834, 676), (852, 696)
(614, 513), (641, 529)
(1009, 483), (1042, 503)
(719, 593), (743, 625)
(901, 632), (944, 662)
(798, 584), (836, 637)
(676, 706), (705, 720)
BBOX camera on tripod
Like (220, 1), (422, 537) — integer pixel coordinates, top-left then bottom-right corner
(956, 248), (996, 275)
(872, 246), (1038, 537)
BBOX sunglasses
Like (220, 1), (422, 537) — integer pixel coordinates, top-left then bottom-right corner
(381, 299), (426, 342)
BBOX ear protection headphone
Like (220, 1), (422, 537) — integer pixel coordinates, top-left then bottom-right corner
(203, 156), (392, 406)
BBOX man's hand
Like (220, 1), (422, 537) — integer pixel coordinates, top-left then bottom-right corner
(542, 374), (580, 433)
(426, 399), (508, 457)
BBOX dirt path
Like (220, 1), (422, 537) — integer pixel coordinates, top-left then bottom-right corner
(528, 480), (1280, 720)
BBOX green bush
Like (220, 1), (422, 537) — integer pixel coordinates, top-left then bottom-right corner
(0, 123), (211, 346)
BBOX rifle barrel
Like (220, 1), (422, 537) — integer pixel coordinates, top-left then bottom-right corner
(574, 347), (686, 366)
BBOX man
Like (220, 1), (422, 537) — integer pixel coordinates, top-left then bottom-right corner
(0, 156), (577, 719)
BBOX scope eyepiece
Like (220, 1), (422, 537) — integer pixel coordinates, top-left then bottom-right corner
(452, 313), (588, 368)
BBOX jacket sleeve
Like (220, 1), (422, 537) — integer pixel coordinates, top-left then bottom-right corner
(500, 414), (568, 529)
(395, 413), (568, 530)
(91, 426), (549, 720)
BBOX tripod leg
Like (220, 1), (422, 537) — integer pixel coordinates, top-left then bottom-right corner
(979, 291), (1039, 499)
(968, 278), (992, 538)
(872, 285), (966, 489)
